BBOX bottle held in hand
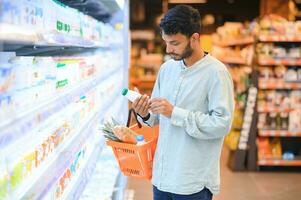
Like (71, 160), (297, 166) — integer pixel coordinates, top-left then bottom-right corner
(122, 88), (141, 102)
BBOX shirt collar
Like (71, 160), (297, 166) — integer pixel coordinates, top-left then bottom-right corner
(181, 52), (209, 71)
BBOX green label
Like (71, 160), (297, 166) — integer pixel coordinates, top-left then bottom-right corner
(64, 24), (68, 31)
(56, 63), (66, 68)
(57, 21), (63, 31)
(67, 25), (71, 32)
(56, 79), (68, 88)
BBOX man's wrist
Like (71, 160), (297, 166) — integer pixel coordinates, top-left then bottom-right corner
(138, 113), (150, 121)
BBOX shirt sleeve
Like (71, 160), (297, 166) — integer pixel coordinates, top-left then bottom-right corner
(170, 69), (235, 140)
(138, 67), (162, 127)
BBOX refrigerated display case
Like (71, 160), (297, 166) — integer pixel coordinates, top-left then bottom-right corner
(0, 0), (130, 199)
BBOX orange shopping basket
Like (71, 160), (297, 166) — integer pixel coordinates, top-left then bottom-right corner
(106, 109), (159, 180)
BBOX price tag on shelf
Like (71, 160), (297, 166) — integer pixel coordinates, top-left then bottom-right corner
(276, 81), (283, 89)
(258, 81), (263, 88)
(238, 87), (257, 150)
(287, 60), (295, 66)
(274, 59), (281, 65)
(258, 35), (263, 41)
(258, 59), (266, 65)
(280, 131), (286, 137)
(259, 159), (267, 165)
(286, 35), (294, 41)
(271, 35), (278, 41)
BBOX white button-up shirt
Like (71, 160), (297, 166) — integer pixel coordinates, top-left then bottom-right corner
(142, 54), (234, 195)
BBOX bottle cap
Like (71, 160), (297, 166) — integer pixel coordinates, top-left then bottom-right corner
(136, 135), (144, 142)
(122, 88), (128, 96)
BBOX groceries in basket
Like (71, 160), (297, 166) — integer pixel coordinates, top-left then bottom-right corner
(105, 109), (159, 179)
(101, 117), (143, 144)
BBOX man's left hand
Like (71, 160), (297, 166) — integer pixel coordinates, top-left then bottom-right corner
(149, 98), (174, 118)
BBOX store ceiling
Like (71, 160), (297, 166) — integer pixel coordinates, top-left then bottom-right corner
(168, 0), (260, 22)
(131, 0), (260, 33)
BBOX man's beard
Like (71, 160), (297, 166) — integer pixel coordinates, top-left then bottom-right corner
(169, 43), (193, 61)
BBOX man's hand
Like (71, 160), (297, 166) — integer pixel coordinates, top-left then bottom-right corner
(149, 98), (174, 118)
(132, 93), (151, 118)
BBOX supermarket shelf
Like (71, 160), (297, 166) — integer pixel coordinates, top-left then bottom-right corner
(2, 40), (122, 56)
(130, 76), (156, 87)
(12, 106), (100, 199)
(258, 58), (301, 66)
(258, 130), (301, 137)
(57, 0), (120, 22)
(1, 32), (121, 56)
(79, 146), (121, 199)
(258, 158), (301, 166)
(14, 92), (119, 200)
(62, 98), (126, 200)
(218, 57), (247, 65)
(131, 75), (157, 82)
(3, 43), (99, 57)
(216, 36), (254, 47)
(0, 23), (99, 49)
(39, 32), (97, 48)
(257, 106), (294, 113)
(0, 24), (37, 44)
(0, 67), (121, 148)
(61, 137), (105, 200)
(258, 79), (301, 89)
(259, 34), (301, 42)
(78, 100), (126, 200)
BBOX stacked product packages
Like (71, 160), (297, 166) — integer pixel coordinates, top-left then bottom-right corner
(0, 52), (124, 199)
(0, 0), (123, 46)
(257, 14), (301, 165)
(259, 14), (301, 38)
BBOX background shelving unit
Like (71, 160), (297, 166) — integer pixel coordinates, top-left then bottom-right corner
(256, 20), (301, 168)
(129, 29), (163, 96)
(213, 16), (301, 171)
(0, 0), (130, 199)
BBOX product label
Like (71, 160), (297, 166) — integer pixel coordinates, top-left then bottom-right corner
(56, 79), (68, 88)
(238, 86), (257, 150)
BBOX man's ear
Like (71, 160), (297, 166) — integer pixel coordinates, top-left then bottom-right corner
(190, 33), (200, 45)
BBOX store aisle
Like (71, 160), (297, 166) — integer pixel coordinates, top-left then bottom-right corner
(216, 147), (301, 200)
(126, 176), (153, 200)
(126, 146), (301, 200)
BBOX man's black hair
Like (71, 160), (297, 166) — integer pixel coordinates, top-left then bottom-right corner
(159, 5), (201, 37)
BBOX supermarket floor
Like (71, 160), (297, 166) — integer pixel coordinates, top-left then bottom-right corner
(125, 146), (301, 200)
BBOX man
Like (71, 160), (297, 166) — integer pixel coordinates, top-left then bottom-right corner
(133, 5), (234, 200)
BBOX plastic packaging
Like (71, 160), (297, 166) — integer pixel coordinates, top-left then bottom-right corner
(121, 88), (141, 102)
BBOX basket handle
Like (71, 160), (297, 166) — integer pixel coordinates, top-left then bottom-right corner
(126, 108), (142, 128)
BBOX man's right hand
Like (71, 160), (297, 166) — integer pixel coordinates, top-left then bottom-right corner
(132, 89), (150, 118)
